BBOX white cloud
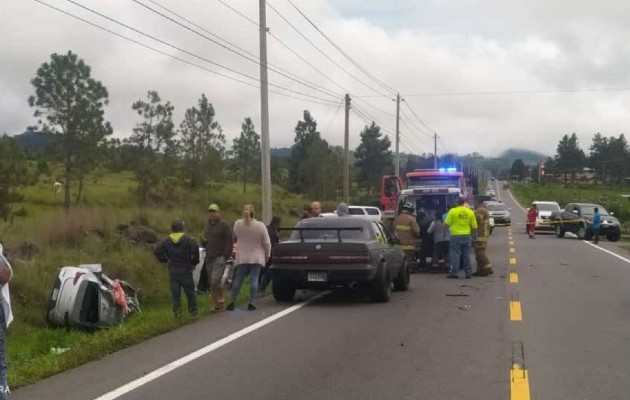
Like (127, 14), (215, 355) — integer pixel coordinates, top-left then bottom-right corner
(1, 0), (630, 157)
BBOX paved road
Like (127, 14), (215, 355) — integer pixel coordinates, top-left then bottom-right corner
(12, 183), (630, 400)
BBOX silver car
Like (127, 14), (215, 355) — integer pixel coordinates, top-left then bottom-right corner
(47, 264), (140, 330)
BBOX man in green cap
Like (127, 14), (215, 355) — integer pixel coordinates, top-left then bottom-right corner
(200, 203), (233, 311)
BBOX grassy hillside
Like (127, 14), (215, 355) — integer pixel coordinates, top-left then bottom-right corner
(3, 170), (319, 388)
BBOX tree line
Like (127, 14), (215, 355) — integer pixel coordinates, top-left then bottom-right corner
(0, 51), (394, 218)
(510, 132), (630, 184)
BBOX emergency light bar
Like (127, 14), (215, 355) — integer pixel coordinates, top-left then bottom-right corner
(413, 188), (451, 194)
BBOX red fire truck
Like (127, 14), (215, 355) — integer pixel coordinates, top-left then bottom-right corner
(380, 168), (466, 215)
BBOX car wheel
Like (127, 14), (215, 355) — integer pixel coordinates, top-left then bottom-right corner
(370, 265), (391, 302)
(607, 233), (621, 242)
(272, 279), (296, 302)
(555, 224), (565, 238)
(393, 259), (410, 292)
(577, 224), (587, 240)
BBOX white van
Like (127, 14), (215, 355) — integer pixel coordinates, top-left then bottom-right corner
(321, 205), (382, 222)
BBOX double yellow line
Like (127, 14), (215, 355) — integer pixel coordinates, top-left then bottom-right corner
(507, 225), (531, 400)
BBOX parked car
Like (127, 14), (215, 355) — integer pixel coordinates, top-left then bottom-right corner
(47, 264), (140, 330)
(270, 217), (409, 303)
(550, 203), (621, 241)
(486, 201), (511, 225)
(528, 201), (561, 232)
(321, 205), (383, 223)
(347, 205), (383, 222)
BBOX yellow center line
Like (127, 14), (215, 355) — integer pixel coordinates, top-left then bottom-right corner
(511, 364), (531, 400)
(509, 257), (516, 265)
(510, 301), (523, 321)
(509, 247), (516, 253)
(510, 272), (519, 283)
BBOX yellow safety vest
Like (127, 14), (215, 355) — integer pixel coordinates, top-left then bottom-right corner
(445, 206), (478, 236)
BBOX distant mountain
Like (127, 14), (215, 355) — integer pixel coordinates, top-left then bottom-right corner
(498, 148), (549, 165)
(270, 147), (291, 158)
(12, 131), (58, 154)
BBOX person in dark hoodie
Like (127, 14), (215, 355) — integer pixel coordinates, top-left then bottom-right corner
(259, 216), (281, 292)
(154, 219), (200, 317)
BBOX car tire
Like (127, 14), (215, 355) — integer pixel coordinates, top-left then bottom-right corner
(370, 265), (391, 303)
(577, 224), (587, 240)
(607, 233), (621, 242)
(555, 224), (565, 238)
(272, 279), (296, 302)
(393, 259), (410, 292)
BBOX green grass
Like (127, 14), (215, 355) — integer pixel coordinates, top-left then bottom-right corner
(8, 286), (258, 388)
(3, 170), (308, 389)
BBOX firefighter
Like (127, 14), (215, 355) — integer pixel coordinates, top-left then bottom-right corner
(395, 202), (421, 265)
(473, 200), (493, 276)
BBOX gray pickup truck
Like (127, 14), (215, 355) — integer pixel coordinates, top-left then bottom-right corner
(550, 202), (621, 242)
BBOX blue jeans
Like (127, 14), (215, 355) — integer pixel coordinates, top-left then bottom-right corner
(0, 306), (7, 400)
(450, 235), (472, 276)
(230, 264), (263, 305)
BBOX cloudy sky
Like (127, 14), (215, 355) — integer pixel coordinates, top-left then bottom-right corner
(2, 0), (630, 157)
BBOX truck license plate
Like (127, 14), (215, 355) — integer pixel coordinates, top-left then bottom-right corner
(51, 288), (59, 301)
(308, 272), (327, 282)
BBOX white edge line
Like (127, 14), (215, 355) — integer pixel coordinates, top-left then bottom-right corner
(582, 241), (630, 264)
(506, 187), (526, 213)
(94, 292), (328, 400)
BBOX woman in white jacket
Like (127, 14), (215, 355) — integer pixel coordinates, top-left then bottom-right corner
(226, 205), (271, 311)
(0, 244), (13, 399)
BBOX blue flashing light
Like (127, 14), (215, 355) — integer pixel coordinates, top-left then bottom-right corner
(438, 168), (446, 172)
(446, 167), (457, 172)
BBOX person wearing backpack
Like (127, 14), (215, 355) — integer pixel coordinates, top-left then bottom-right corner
(154, 220), (200, 317)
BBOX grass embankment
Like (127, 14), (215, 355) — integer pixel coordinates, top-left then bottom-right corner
(3, 171), (320, 389)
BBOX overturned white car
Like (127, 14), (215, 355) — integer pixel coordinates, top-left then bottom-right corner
(47, 264), (140, 330)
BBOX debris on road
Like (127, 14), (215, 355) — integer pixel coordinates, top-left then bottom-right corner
(446, 293), (470, 297)
(458, 305), (471, 311)
(47, 264), (140, 330)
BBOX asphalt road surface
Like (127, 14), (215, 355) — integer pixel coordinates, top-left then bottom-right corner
(13, 182), (630, 400)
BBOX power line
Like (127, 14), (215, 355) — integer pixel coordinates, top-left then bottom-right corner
(356, 87), (630, 97)
(399, 108), (434, 142)
(59, 0), (339, 104)
(285, 0), (397, 96)
(211, 0), (403, 130)
(130, 0), (342, 100)
(214, 0), (258, 26)
(352, 108), (412, 153)
(266, 0), (389, 97)
(352, 103), (395, 133)
(399, 118), (433, 147)
(403, 101), (437, 136)
(32, 0), (340, 107)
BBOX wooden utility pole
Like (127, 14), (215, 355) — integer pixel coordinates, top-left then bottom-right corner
(259, 0), (272, 224)
(433, 133), (438, 170)
(395, 93), (401, 176)
(343, 94), (351, 203)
